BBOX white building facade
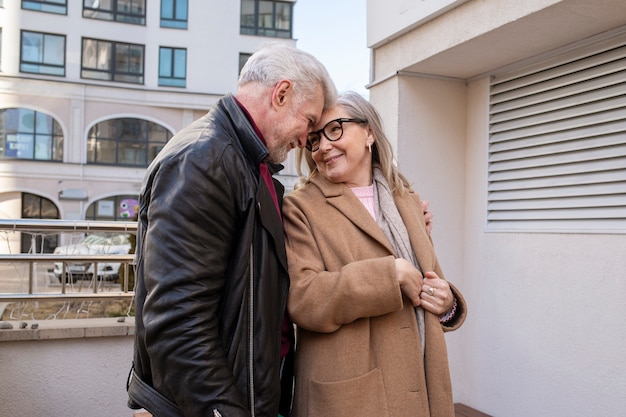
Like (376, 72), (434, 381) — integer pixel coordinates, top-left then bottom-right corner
(0, 0), (297, 253)
(367, 0), (626, 416)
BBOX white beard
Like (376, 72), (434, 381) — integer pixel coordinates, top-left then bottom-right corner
(266, 142), (291, 164)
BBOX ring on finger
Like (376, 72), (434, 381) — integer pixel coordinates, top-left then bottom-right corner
(427, 286), (435, 296)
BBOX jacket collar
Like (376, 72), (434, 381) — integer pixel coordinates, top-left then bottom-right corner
(219, 94), (271, 167)
(220, 95), (289, 270)
(221, 94), (285, 174)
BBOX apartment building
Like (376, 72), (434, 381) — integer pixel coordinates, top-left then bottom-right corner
(366, 0), (626, 415)
(0, 0), (297, 253)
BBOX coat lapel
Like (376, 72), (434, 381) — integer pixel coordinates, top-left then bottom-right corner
(312, 175), (395, 255)
(395, 192), (436, 271)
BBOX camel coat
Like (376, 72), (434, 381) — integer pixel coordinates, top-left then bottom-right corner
(282, 174), (467, 417)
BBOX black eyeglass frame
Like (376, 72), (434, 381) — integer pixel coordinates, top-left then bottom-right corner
(306, 118), (367, 152)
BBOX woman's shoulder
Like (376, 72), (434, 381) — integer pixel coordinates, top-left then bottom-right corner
(285, 181), (321, 205)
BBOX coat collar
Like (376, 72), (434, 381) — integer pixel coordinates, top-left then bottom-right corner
(309, 174), (395, 255)
(308, 173), (434, 270)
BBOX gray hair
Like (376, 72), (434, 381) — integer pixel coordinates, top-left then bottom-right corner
(238, 43), (337, 111)
(295, 91), (412, 195)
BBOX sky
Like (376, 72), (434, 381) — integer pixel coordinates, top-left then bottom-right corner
(293, 0), (370, 98)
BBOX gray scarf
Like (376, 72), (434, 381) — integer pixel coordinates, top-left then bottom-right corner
(373, 167), (426, 357)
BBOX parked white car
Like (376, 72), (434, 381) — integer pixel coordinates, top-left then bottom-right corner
(53, 233), (131, 283)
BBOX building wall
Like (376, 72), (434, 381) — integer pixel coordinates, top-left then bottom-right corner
(368, 0), (626, 415)
(0, 1), (298, 253)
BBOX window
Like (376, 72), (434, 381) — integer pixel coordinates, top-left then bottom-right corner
(87, 118), (172, 167)
(86, 195), (139, 221)
(159, 47), (186, 87)
(0, 108), (63, 161)
(22, 0), (67, 14)
(21, 193), (59, 253)
(239, 52), (252, 74)
(83, 0), (146, 25)
(161, 0), (187, 29)
(240, 0), (292, 39)
(81, 38), (144, 84)
(20, 31), (65, 76)
(488, 36), (626, 233)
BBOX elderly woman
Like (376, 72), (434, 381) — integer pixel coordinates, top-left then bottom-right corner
(282, 91), (467, 417)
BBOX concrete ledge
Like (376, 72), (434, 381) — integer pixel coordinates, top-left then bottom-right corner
(0, 317), (135, 342)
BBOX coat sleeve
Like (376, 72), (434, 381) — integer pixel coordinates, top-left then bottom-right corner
(403, 191), (467, 332)
(442, 282), (467, 331)
(282, 194), (405, 334)
(140, 144), (250, 416)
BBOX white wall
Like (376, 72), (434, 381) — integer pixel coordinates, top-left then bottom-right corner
(371, 68), (626, 416)
(373, 74), (471, 407)
(368, 0), (626, 413)
(10, 1), (272, 94)
(366, 0), (468, 46)
(459, 77), (626, 416)
(0, 0), (297, 232)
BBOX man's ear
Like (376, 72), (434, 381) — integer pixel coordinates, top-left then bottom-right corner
(272, 80), (292, 108)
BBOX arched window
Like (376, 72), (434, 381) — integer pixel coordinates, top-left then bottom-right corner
(0, 108), (63, 161)
(21, 193), (60, 253)
(86, 195), (139, 221)
(87, 118), (172, 167)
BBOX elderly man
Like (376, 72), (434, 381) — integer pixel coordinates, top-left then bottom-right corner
(127, 44), (337, 417)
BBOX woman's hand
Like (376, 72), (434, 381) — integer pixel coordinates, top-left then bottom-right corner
(420, 271), (454, 315)
(395, 258), (423, 307)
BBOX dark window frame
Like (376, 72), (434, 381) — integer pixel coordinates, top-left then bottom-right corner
(159, 46), (187, 87)
(83, 0), (146, 25)
(87, 117), (172, 167)
(21, 193), (59, 253)
(240, 0), (293, 39)
(81, 37), (145, 84)
(20, 30), (66, 76)
(239, 52), (252, 74)
(0, 107), (64, 162)
(160, 0), (188, 29)
(85, 195), (139, 221)
(22, 0), (68, 15)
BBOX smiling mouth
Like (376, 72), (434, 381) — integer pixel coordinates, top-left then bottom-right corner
(324, 154), (342, 164)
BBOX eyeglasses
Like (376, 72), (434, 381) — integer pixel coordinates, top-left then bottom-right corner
(306, 118), (367, 152)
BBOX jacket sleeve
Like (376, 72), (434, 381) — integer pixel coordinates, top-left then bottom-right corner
(282, 195), (405, 334)
(141, 144), (250, 417)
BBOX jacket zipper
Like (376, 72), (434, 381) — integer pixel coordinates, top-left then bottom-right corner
(248, 242), (256, 417)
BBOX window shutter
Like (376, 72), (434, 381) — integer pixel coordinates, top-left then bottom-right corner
(488, 33), (626, 233)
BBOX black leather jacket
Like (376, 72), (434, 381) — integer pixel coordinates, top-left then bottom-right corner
(129, 95), (292, 417)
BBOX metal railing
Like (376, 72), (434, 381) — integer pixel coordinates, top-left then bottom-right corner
(0, 219), (137, 306)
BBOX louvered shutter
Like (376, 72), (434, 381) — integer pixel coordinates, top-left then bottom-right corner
(488, 33), (626, 233)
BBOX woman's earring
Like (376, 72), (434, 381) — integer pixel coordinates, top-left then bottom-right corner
(368, 142), (372, 153)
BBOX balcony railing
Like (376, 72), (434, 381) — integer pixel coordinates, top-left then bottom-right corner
(0, 219), (137, 319)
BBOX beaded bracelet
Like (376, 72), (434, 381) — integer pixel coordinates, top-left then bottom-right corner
(439, 297), (458, 324)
